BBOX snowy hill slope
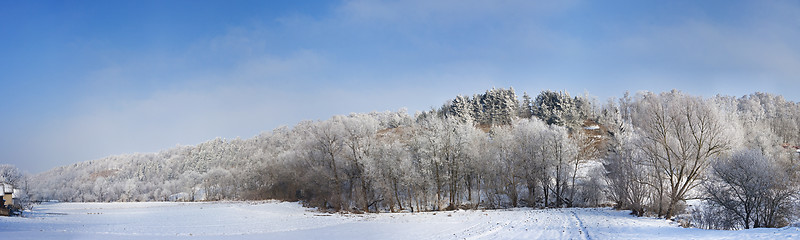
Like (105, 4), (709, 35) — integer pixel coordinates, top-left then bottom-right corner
(1, 201), (797, 240)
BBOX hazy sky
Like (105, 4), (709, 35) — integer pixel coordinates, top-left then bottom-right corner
(2, 0), (800, 173)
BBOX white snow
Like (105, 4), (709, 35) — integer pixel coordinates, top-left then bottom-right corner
(584, 125), (600, 130)
(1, 201), (797, 240)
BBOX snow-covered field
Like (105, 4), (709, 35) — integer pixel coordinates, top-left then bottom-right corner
(1, 201), (797, 240)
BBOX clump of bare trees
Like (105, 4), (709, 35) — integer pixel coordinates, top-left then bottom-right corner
(601, 91), (800, 228)
(701, 149), (799, 229)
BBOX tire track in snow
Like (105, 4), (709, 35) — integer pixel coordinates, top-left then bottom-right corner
(460, 219), (509, 240)
(570, 210), (591, 240)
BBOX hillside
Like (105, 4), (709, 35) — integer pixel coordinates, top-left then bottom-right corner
(24, 89), (800, 230)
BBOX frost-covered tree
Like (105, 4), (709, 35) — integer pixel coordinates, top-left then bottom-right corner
(511, 118), (549, 206)
(703, 149), (799, 229)
(0, 164), (24, 186)
(485, 126), (520, 207)
(481, 87), (519, 126)
(543, 125), (577, 207)
(445, 95), (475, 124)
(519, 92), (534, 119)
(368, 131), (412, 212)
(341, 113), (381, 212)
(301, 117), (348, 210)
(440, 87), (519, 127)
(532, 90), (589, 131)
(569, 130), (599, 207)
(603, 129), (651, 216)
(633, 90), (731, 219)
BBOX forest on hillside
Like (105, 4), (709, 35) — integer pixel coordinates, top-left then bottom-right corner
(2, 88), (799, 230)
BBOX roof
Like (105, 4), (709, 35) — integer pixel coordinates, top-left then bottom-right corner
(2, 183), (13, 194)
(12, 189), (22, 199)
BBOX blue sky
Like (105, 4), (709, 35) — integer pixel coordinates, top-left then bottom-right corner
(2, 0), (799, 173)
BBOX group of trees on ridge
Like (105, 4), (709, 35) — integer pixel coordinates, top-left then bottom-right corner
(3, 88), (799, 230)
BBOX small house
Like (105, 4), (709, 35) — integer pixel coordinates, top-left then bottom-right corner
(1, 182), (13, 207)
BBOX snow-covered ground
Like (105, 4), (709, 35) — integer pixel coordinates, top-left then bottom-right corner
(1, 201), (797, 240)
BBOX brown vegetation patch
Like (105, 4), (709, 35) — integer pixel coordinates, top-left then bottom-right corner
(89, 169), (119, 180)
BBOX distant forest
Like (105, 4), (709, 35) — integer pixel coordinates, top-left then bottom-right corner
(4, 88), (799, 230)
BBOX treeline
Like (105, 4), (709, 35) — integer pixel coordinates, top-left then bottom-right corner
(25, 89), (800, 229)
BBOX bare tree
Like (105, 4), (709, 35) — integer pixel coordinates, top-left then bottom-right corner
(544, 125), (576, 207)
(704, 149), (799, 229)
(569, 130), (599, 207)
(512, 118), (549, 207)
(341, 114), (380, 212)
(634, 91), (731, 219)
(603, 130), (651, 216)
(305, 117), (346, 210)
